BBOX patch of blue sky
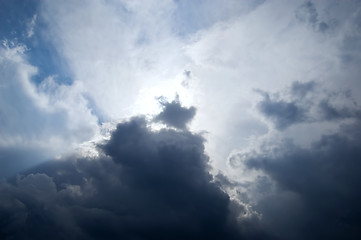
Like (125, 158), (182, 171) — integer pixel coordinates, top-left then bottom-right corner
(0, 0), (37, 40)
(0, 0), (72, 86)
(24, 23), (73, 86)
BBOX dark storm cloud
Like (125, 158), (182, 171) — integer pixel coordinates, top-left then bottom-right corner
(0, 114), (251, 239)
(228, 119), (361, 240)
(154, 96), (196, 130)
(257, 81), (361, 129)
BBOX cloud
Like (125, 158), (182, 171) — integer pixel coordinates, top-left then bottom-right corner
(154, 96), (196, 129)
(257, 90), (306, 130)
(0, 43), (99, 177)
(25, 0), (361, 173)
(295, 1), (329, 32)
(0, 147), (46, 178)
(39, 0), (190, 119)
(226, 116), (361, 239)
(26, 14), (37, 38)
(256, 81), (361, 130)
(183, 0), (359, 167)
(171, 0), (264, 36)
(290, 81), (316, 98)
(0, 115), (253, 240)
(2, 1), (361, 238)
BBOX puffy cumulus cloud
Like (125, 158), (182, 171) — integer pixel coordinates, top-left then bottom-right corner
(0, 43), (99, 177)
(0, 113), (269, 240)
(237, 121), (361, 239)
(221, 65), (361, 238)
(183, 0), (348, 167)
(256, 81), (361, 130)
(226, 85), (361, 239)
(154, 96), (196, 130)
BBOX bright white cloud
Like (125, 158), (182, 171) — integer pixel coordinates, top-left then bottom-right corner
(40, 0), (189, 120)
(183, 0), (361, 170)
(33, 0), (361, 175)
(2, 0), (361, 180)
(0, 42), (99, 176)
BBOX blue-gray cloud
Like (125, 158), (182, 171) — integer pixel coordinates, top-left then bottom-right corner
(154, 97), (196, 130)
(228, 119), (361, 240)
(257, 92), (306, 130)
(295, 1), (329, 32)
(257, 81), (361, 130)
(0, 115), (255, 240)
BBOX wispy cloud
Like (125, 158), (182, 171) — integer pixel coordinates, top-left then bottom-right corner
(26, 14), (37, 38)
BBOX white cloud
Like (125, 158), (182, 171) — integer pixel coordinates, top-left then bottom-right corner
(34, 0), (361, 175)
(26, 14), (37, 38)
(183, 0), (361, 170)
(40, 0), (189, 120)
(0, 43), (99, 176)
(3, 0), (359, 176)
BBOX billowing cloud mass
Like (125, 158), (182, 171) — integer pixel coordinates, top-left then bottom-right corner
(226, 81), (361, 239)
(2, 0), (361, 239)
(228, 120), (361, 240)
(0, 114), (247, 240)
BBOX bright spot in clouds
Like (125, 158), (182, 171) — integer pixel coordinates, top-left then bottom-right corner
(1, 0), (361, 239)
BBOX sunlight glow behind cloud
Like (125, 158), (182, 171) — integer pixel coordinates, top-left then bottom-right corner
(1, 1), (361, 239)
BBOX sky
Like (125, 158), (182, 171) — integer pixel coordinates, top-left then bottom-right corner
(1, 0), (361, 239)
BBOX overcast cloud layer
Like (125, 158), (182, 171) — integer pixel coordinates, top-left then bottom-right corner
(1, 0), (361, 239)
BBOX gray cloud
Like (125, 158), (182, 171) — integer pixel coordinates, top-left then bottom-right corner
(295, 1), (329, 32)
(338, 3), (361, 64)
(154, 96), (196, 130)
(229, 120), (361, 239)
(257, 92), (306, 130)
(0, 113), (257, 239)
(290, 81), (315, 98)
(257, 81), (361, 130)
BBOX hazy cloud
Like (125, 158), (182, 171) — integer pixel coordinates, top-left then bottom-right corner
(295, 1), (329, 32)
